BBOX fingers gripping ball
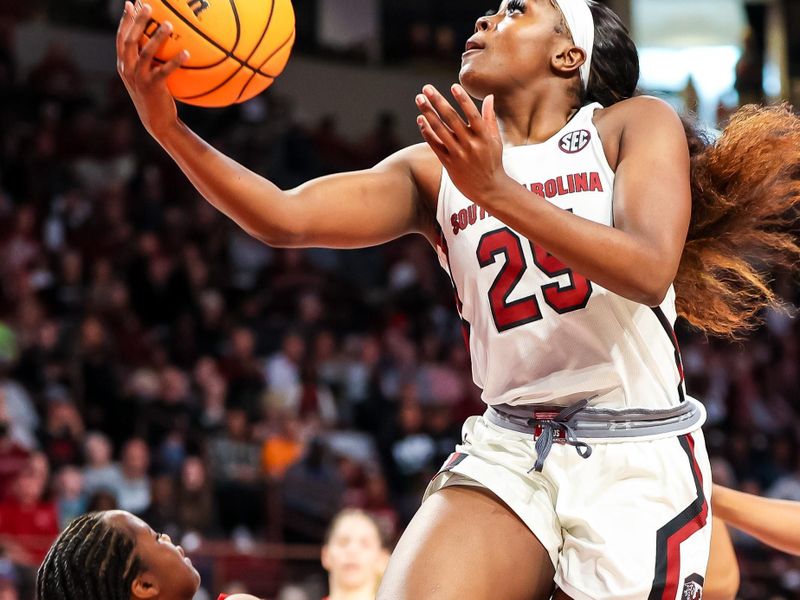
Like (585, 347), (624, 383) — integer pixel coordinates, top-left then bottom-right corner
(136, 0), (295, 107)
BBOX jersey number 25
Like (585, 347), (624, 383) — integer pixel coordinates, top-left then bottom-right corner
(477, 227), (593, 332)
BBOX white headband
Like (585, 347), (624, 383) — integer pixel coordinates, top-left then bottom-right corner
(552, 0), (595, 90)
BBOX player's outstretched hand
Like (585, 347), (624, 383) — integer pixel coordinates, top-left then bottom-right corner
(116, 1), (189, 137)
(416, 84), (513, 208)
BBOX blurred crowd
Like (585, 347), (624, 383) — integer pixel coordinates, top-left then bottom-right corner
(0, 12), (799, 600)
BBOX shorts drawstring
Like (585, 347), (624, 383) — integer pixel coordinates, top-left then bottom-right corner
(528, 399), (593, 473)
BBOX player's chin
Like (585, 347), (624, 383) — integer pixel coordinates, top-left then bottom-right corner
(458, 67), (490, 102)
(184, 559), (202, 588)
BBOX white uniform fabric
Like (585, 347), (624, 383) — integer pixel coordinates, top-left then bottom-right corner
(424, 415), (713, 600)
(428, 103), (712, 598)
(434, 102), (684, 410)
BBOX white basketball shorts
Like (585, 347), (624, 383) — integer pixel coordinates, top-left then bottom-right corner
(424, 412), (713, 600)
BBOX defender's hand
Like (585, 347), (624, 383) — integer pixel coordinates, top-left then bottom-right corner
(416, 84), (514, 209)
(116, 1), (189, 137)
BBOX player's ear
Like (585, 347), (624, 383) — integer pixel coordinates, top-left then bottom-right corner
(551, 40), (585, 79)
(131, 572), (160, 599)
(321, 546), (331, 571)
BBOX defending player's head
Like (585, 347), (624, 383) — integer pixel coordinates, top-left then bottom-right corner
(321, 510), (389, 597)
(37, 511), (200, 600)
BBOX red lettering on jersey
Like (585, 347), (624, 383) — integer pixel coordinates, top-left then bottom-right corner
(458, 209), (468, 230)
(574, 172), (588, 193)
(445, 171), (603, 236)
(467, 204), (478, 225)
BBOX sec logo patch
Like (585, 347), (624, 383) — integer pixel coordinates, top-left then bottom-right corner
(559, 129), (591, 154)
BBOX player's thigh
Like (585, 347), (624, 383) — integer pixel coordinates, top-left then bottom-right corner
(378, 486), (555, 600)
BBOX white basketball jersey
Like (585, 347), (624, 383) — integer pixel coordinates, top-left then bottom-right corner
(434, 103), (685, 410)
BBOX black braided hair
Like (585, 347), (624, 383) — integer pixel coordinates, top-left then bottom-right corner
(37, 513), (144, 600)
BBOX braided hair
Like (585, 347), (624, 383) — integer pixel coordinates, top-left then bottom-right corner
(37, 513), (144, 600)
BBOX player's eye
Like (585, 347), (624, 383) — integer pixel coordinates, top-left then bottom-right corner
(506, 0), (526, 14)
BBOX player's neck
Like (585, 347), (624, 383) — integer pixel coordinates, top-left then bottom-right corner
(495, 86), (579, 147)
(327, 583), (376, 600)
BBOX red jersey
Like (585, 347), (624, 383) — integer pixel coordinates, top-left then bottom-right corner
(0, 500), (59, 564)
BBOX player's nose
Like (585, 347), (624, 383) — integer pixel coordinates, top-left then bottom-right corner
(475, 15), (492, 33)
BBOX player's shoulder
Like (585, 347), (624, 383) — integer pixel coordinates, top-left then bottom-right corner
(595, 95), (683, 133)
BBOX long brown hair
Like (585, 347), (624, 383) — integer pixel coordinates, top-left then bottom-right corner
(678, 106), (800, 336)
(585, 1), (800, 337)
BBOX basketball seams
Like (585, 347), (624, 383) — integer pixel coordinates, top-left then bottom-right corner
(177, 0), (284, 103)
(148, 0), (240, 71)
(158, 0), (273, 77)
(241, 0), (276, 67)
(230, 0), (278, 102)
(234, 28), (295, 102)
(227, 0), (242, 56)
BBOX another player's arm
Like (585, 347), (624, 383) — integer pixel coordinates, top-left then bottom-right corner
(418, 88), (690, 307)
(117, 2), (438, 249)
(713, 484), (800, 556)
(703, 517), (740, 600)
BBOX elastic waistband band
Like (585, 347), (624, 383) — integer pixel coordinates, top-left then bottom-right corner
(485, 398), (705, 440)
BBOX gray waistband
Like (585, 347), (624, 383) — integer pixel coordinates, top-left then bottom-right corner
(485, 399), (704, 439)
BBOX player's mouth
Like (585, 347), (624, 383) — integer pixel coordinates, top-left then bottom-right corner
(462, 38), (485, 57)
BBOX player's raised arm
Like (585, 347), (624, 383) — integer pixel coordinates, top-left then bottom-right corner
(116, 2), (439, 250)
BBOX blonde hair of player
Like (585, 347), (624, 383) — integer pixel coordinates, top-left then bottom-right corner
(321, 510), (390, 600)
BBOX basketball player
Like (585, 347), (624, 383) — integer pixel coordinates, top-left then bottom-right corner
(38, 509), (267, 600)
(37, 510), (201, 600)
(321, 509), (390, 600)
(116, 0), (800, 597)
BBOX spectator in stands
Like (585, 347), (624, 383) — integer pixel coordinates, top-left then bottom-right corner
(261, 412), (305, 480)
(175, 456), (214, 536)
(0, 364), (38, 451)
(39, 391), (84, 470)
(141, 474), (178, 540)
(218, 326), (265, 414)
(117, 438), (151, 515)
(0, 454), (59, 565)
(208, 409), (263, 535)
(53, 465), (86, 529)
(82, 431), (122, 498)
(0, 401), (30, 501)
(282, 438), (345, 543)
(0, 554), (18, 600)
(264, 331), (306, 413)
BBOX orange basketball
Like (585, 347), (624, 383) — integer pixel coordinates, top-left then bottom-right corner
(137, 0), (295, 107)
